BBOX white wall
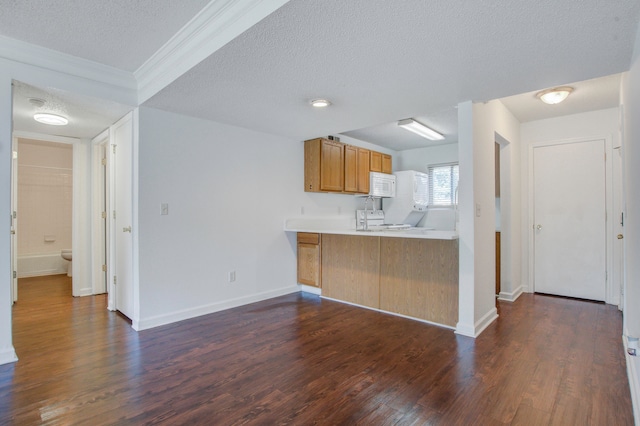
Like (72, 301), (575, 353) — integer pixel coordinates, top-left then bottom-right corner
(623, 25), (640, 340)
(457, 99), (521, 337)
(520, 108), (620, 303)
(135, 107), (374, 329)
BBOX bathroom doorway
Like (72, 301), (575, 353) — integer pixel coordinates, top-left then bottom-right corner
(12, 135), (76, 300)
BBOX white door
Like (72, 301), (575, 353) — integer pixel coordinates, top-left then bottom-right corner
(112, 114), (134, 319)
(533, 139), (606, 301)
(613, 146), (624, 309)
(10, 138), (18, 303)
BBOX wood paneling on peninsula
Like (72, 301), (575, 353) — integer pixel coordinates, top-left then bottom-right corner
(321, 234), (380, 307)
(379, 238), (459, 327)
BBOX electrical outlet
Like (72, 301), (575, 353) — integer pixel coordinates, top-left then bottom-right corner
(228, 271), (236, 282)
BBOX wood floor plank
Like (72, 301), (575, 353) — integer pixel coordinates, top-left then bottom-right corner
(0, 275), (634, 425)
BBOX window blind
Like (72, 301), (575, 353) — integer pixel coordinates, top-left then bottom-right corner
(428, 163), (459, 206)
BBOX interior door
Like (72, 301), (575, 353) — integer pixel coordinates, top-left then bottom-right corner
(613, 146), (624, 309)
(10, 137), (18, 303)
(533, 139), (606, 301)
(112, 113), (134, 319)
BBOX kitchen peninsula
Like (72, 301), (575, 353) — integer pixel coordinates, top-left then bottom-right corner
(285, 218), (459, 328)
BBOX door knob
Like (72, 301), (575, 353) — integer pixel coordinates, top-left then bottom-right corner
(536, 224), (542, 231)
(123, 226), (132, 233)
(618, 234), (624, 239)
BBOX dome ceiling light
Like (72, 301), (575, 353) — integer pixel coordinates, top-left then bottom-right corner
(536, 86), (574, 105)
(33, 113), (69, 126)
(310, 99), (331, 108)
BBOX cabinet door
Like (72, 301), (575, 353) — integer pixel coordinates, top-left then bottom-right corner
(370, 151), (382, 172)
(344, 145), (358, 193)
(357, 148), (370, 194)
(382, 154), (392, 174)
(320, 140), (344, 191)
(298, 243), (320, 287)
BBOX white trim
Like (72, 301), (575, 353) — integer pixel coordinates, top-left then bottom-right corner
(455, 307), (499, 338)
(13, 131), (79, 145)
(624, 335), (640, 423)
(299, 284), (321, 295)
(91, 130), (109, 295)
(135, 0), (290, 103)
(498, 285), (524, 302)
(133, 285), (299, 331)
(0, 35), (135, 92)
(0, 346), (18, 365)
(320, 296), (457, 330)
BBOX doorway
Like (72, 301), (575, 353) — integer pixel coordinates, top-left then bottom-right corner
(532, 138), (607, 301)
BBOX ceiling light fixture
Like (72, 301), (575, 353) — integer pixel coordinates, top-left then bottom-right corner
(310, 99), (331, 108)
(397, 118), (444, 141)
(34, 113), (69, 126)
(536, 86), (574, 105)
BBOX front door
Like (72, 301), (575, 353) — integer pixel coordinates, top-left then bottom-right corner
(533, 139), (606, 301)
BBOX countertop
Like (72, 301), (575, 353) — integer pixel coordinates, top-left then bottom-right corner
(284, 217), (458, 240)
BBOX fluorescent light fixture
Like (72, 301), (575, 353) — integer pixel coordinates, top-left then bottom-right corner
(397, 118), (444, 140)
(536, 86), (574, 105)
(310, 99), (331, 108)
(34, 113), (68, 126)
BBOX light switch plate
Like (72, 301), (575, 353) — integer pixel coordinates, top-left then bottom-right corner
(161, 203), (169, 215)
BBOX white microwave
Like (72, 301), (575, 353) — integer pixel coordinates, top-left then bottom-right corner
(368, 172), (396, 198)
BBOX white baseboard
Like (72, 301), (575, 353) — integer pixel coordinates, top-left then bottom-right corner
(623, 335), (640, 424)
(455, 307), (499, 338)
(498, 285), (524, 302)
(132, 285), (300, 331)
(299, 284), (321, 295)
(0, 346), (18, 365)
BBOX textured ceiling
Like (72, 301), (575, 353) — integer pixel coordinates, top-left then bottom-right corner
(0, 0), (210, 71)
(144, 0), (640, 145)
(2, 0), (640, 148)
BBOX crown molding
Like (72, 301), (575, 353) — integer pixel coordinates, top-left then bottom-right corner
(0, 35), (136, 93)
(135, 0), (289, 104)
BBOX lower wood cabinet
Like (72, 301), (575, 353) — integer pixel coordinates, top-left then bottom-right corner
(297, 233), (321, 287)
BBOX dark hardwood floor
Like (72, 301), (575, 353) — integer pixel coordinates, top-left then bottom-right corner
(0, 275), (633, 425)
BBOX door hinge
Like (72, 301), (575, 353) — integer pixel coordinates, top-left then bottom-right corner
(113, 210), (116, 219)
(101, 211), (107, 219)
(102, 264), (107, 272)
(101, 158), (107, 165)
(113, 276), (117, 285)
(112, 145), (116, 154)
(12, 211), (16, 219)
(13, 271), (17, 279)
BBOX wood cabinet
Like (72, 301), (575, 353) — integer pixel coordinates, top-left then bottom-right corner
(304, 137), (391, 193)
(304, 138), (344, 192)
(382, 153), (392, 174)
(297, 233), (321, 287)
(357, 148), (370, 193)
(344, 146), (370, 194)
(370, 151), (392, 174)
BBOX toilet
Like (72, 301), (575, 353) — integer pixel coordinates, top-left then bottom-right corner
(61, 249), (72, 277)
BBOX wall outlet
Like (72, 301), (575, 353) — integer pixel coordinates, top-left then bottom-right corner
(228, 271), (236, 282)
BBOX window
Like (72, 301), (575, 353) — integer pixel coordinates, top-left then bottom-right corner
(428, 163), (459, 206)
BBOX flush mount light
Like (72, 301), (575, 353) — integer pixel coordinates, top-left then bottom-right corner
(310, 99), (331, 108)
(397, 118), (444, 141)
(34, 113), (69, 126)
(536, 86), (574, 105)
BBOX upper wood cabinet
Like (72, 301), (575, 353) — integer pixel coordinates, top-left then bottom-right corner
(305, 138), (344, 192)
(357, 148), (371, 193)
(344, 145), (358, 193)
(382, 153), (392, 174)
(304, 137), (390, 193)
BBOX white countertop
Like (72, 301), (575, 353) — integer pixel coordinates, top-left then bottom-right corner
(284, 217), (458, 240)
